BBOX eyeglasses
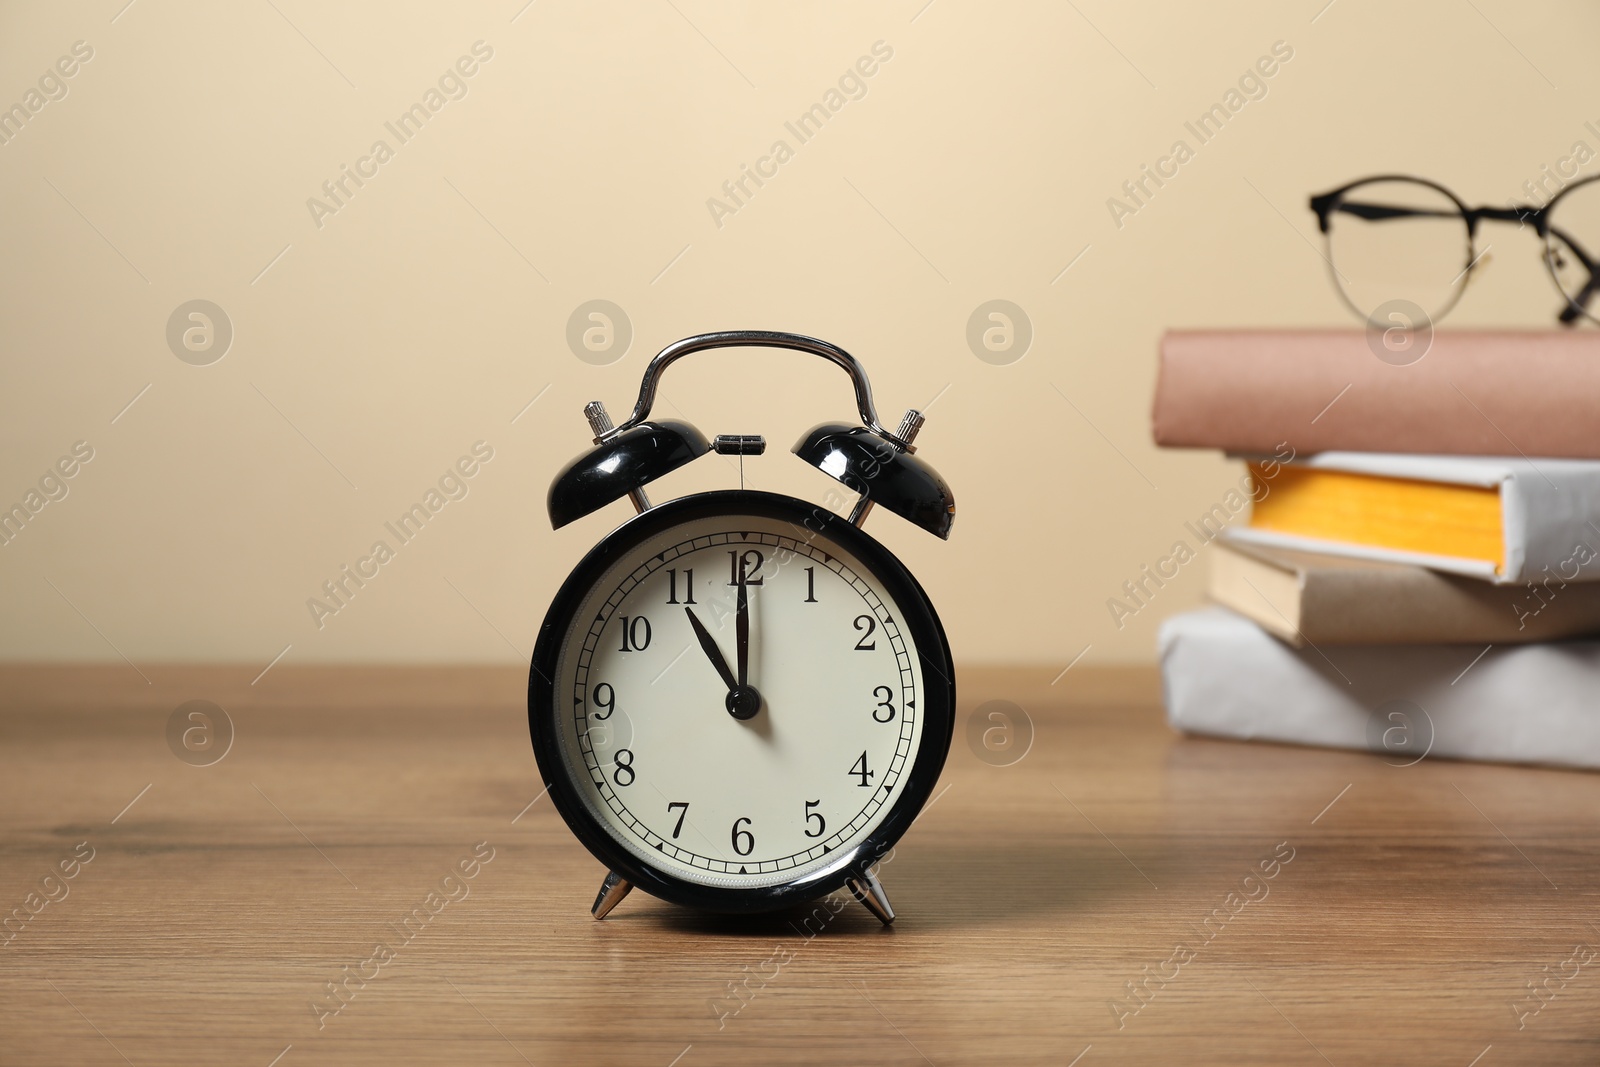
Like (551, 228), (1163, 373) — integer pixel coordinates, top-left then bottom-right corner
(1308, 174), (1600, 328)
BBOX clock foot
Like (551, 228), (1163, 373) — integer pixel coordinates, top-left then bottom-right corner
(591, 870), (633, 920)
(846, 869), (895, 926)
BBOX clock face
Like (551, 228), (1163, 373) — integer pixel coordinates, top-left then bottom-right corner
(530, 491), (954, 911)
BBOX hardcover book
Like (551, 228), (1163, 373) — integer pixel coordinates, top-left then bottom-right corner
(1208, 538), (1600, 645)
(1232, 452), (1600, 585)
(1153, 330), (1600, 460)
(1159, 607), (1600, 770)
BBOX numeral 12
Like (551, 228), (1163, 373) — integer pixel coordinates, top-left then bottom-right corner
(727, 549), (764, 585)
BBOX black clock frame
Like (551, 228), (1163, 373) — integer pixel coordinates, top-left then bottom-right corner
(529, 489), (956, 916)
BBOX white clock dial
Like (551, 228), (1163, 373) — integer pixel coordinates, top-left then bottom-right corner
(551, 513), (926, 889)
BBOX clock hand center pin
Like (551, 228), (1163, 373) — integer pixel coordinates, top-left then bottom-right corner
(683, 602), (760, 721)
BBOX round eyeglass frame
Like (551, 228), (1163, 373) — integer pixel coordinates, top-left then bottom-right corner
(1310, 172), (1600, 329)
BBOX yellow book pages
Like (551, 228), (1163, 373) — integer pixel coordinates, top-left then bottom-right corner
(1247, 465), (1505, 573)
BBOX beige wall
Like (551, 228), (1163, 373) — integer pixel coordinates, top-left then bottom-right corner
(2, 0), (1595, 668)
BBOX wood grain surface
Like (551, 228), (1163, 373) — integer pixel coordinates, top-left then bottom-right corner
(2, 664), (1597, 1065)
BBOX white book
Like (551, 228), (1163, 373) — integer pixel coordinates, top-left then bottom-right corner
(1228, 451), (1600, 585)
(1158, 607), (1600, 770)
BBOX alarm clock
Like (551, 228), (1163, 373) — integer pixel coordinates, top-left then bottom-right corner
(529, 330), (955, 925)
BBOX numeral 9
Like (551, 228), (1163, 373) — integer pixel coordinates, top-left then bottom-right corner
(592, 682), (615, 720)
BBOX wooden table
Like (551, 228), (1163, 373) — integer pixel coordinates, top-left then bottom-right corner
(2, 665), (1596, 1065)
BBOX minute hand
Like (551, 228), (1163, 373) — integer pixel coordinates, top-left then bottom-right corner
(684, 607), (737, 693)
(736, 563), (750, 688)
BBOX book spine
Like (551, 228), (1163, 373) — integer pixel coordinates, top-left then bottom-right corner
(1504, 466), (1600, 586)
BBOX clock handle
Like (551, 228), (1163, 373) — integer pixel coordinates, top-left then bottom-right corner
(553, 329), (954, 538)
(605, 330), (915, 450)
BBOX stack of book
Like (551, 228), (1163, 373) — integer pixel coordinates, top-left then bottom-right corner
(1151, 330), (1600, 770)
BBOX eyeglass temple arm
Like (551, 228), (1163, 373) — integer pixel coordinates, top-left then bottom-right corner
(1316, 199), (1544, 227)
(1549, 226), (1599, 325)
(1309, 196), (1462, 231)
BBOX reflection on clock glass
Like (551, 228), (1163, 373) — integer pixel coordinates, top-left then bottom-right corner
(552, 514), (926, 889)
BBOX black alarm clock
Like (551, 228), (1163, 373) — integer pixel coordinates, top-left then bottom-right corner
(529, 331), (955, 924)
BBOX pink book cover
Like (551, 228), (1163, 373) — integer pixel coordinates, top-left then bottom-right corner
(1153, 330), (1600, 459)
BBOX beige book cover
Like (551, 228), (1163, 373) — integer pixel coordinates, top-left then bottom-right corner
(1208, 537), (1600, 646)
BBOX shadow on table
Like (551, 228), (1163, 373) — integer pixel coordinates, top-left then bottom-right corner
(643, 833), (1168, 937)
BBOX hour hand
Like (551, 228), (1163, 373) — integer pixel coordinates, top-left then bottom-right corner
(685, 607), (737, 693)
